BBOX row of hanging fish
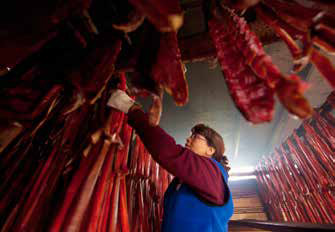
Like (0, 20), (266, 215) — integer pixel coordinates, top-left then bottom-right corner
(256, 92), (335, 223)
(0, 70), (172, 231)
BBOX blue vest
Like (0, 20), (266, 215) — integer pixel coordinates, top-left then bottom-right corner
(162, 159), (234, 232)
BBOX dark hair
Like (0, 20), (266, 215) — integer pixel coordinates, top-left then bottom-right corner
(191, 124), (230, 172)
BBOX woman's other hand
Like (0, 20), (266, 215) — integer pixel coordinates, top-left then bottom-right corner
(107, 89), (135, 113)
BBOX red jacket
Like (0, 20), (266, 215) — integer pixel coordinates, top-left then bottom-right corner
(128, 109), (227, 205)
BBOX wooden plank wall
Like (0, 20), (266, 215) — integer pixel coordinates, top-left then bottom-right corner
(228, 179), (270, 232)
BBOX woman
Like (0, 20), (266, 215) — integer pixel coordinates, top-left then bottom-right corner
(108, 90), (234, 232)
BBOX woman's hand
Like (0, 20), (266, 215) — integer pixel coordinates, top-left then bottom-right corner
(107, 89), (136, 113)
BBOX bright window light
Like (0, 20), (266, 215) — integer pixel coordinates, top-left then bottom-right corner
(229, 175), (256, 181)
(229, 166), (255, 174)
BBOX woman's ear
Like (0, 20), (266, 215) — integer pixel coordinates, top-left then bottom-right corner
(207, 146), (216, 156)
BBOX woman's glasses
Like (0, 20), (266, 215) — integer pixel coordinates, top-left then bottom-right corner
(190, 133), (207, 142)
(190, 133), (215, 148)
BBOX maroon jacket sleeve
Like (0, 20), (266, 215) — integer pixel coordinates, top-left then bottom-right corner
(128, 108), (227, 205)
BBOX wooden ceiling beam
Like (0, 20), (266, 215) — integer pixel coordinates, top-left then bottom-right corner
(179, 20), (279, 64)
(181, 0), (203, 10)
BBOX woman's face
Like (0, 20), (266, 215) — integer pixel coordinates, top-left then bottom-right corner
(185, 133), (215, 157)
